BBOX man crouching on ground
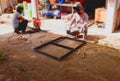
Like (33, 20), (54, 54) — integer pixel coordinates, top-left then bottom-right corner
(66, 5), (89, 40)
(12, 6), (28, 34)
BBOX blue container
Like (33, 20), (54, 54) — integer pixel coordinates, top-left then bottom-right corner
(46, 11), (54, 17)
(58, 0), (65, 4)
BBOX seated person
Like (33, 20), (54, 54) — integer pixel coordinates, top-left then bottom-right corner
(12, 6), (29, 34)
(66, 5), (88, 39)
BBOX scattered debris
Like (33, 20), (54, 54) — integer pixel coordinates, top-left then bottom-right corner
(8, 33), (32, 45)
(96, 22), (105, 28)
(81, 53), (86, 59)
(77, 48), (86, 59)
(0, 21), (5, 24)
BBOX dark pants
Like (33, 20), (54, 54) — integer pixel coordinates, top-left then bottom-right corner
(15, 20), (28, 33)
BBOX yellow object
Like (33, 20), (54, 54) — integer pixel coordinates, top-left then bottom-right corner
(13, 10), (16, 13)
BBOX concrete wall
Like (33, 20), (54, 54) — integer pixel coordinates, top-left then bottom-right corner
(113, 0), (120, 30)
(116, 0), (120, 28)
(0, 0), (2, 14)
(0, 0), (18, 13)
(116, 0), (120, 9)
(105, 0), (117, 34)
(0, 0), (8, 13)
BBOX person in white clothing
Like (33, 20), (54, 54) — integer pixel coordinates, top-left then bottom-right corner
(66, 5), (89, 39)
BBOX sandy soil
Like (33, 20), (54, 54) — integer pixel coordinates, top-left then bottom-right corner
(0, 31), (120, 81)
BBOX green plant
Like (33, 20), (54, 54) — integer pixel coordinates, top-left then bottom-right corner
(0, 51), (6, 60)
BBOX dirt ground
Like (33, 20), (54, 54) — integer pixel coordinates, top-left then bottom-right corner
(0, 31), (120, 81)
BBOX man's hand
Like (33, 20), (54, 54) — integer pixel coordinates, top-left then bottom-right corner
(19, 16), (25, 21)
(28, 20), (32, 22)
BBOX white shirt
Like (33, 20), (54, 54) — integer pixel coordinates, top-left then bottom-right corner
(70, 12), (88, 28)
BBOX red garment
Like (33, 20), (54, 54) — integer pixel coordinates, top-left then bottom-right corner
(18, 0), (31, 3)
(74, 0), (85, 4)
(38, 0), (40, 5)
(25, 0), (31, 3)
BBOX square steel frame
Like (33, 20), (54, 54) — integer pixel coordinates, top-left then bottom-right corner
(34, 37), (86, 61)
